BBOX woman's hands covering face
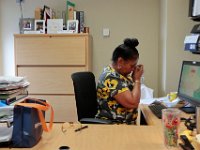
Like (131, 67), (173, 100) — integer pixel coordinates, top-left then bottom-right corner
(133, 64), (144, 81)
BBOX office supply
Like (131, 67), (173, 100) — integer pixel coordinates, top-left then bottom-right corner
(0, 76), (29, 90)
(0, 76), (29, 105)
(79, 11), (84, 33)
(0, 87), (27, 99)
(0, 88), (28, 105)
(177, 61), (200, 113)
(74, 125), (88, 132)
(183, 116), (196, 131)
(179, 143), (189, 150)
(148, 101), (167, 119)
(180, 129), (193, 141)
(184, 24), (200, 54)
(180, 135), (195, 150)
(184, 34), (200, 53)
(140, 84), (154, 99)
(0, 101), (7, 107)
(74, 11), (84, 33)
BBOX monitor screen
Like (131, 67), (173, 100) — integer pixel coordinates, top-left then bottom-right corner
(178, 61), (200, 107)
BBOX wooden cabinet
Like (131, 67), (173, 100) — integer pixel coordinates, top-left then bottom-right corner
(14, 34), (92, 122)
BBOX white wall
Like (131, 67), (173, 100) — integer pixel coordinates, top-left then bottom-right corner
(0, 0), (160, 95)
(0, 1), (3, 75)
(159, 0), (199, 96)
(0, 0), (67, 76)
(0, 0), (199, 96)
(73, 0), (159, 96)
(0, 0), (21, 75)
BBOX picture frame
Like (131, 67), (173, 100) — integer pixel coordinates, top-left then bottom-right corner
(47, 19), (63, 34)
(35, 20), (45, 34)
(19, 18), (34, 34)
(67, 20), (79, 33)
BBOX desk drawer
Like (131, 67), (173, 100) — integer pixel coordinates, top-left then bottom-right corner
(15, 36), (87, 65)
(17, 66), (85, 94)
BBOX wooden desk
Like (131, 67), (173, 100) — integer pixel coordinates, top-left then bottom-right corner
(1, 104), (199, 150)
(7, 124), (166, 150)
(140, 104), (200, 149)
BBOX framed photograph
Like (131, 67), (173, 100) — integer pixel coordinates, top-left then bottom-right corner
(47, 19), (63, 34)
(67, 20), (78, 33)
(35, 20), (45, 34)
(19, 18), (34, 34)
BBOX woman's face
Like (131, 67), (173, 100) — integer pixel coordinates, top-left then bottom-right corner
(118, 57), (138, 76)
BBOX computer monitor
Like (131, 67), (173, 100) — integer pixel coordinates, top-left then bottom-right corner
(177, 61), (200, 113)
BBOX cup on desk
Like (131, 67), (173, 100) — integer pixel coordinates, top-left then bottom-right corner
(162, 108), (181, 148)
(167, 92), (178, 102)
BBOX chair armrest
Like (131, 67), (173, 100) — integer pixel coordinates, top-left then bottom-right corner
(80, 118), (112, 124)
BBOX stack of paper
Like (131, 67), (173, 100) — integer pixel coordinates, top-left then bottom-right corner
(0, 76), (30, 105)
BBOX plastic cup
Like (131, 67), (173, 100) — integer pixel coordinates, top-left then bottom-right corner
(162, 108), (181, 148)
(167, 92), (178, 102)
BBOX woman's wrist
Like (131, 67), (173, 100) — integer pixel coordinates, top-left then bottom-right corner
(135, 80), (141, 84)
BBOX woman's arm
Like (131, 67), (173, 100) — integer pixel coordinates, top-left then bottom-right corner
(114, 65), (144, 109)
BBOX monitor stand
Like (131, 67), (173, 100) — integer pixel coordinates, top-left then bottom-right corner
(179, 103), (195, 113)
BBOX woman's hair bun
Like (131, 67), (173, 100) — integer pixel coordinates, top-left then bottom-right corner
(124, 38), (139, 48)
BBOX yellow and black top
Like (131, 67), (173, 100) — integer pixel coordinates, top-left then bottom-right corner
(95, 65), (138, 124)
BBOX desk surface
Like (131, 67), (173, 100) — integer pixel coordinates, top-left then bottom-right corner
(10, 124), (166, 150)
(1, 104), (200, 150)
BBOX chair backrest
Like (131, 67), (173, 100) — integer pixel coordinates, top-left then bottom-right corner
(71, 72), (98, 121)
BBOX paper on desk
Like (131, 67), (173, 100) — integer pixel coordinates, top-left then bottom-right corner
(0, 76), (30, 90)
(140, 84), (153, 99)
(140, 96), (168, 104)
(0, 76), (25, 84)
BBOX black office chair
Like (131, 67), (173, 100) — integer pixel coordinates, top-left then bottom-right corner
(71, 71), (112, 124)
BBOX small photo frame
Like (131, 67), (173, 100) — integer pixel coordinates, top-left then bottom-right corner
(67, 20), (79, 33)
(35, 20), (45, 34)
(19, 18), (34, 34)
(47, 19), (63, 34)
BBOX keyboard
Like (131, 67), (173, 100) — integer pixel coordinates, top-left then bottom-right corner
(148, 101), (167, 119)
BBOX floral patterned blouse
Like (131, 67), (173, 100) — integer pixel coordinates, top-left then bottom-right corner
(95, 65), (138, 124)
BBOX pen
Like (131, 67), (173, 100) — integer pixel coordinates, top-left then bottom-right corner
(74, 125), (88, 132)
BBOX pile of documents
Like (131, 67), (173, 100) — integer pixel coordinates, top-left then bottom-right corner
(0, 76), (30, 105)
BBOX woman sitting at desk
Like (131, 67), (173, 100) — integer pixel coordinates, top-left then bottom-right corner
(95, 38), (144, 124)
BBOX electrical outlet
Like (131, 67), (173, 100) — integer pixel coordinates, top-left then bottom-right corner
(16, 0), (24, 3)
